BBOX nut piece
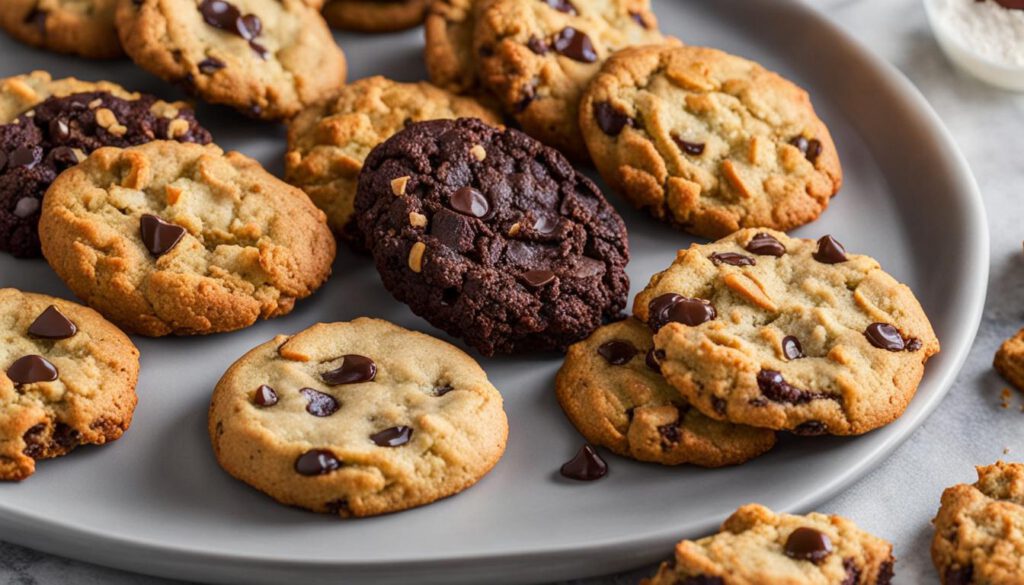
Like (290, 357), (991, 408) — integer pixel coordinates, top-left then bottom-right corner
(470, 144), (486, 161)
(507, 222), (522, 237)
(409, 212), (427, 228)
(166, 118), (190, 139)
(88, 98), (103, 109)
(95, 108), (117, 128)
(391, 176), (410, 196)
(408, 242), (426, 273)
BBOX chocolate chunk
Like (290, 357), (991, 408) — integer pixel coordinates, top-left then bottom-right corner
(712, 396), (727, 416)
(197, 0), (266, 57)
(9, 146), (41, 169)
(593, 102), (633, 137)
(28, 305), (77, 339)
(370, 425), (413, 447)
(906, 338), (923, 352)
(790, 136), (823, 163)
(865, 323), (906, 351)
(300, 388), (339, 417)
(198, 57), (226, 74)
(648, 293), (716, 331)
(450, 186), (490, 217)
(709, 252), (755, 267)
(253, 384), (278, 406)
(49, 118), (69, 142)
(294, 449), (341, 476)
(841, 558), (861, 585)
(140, 214), (186, 257)
(522, 269), (556, 288)
(673, 136), (705, 155)
(527, 35), (548, 55)
(944, 565), (972, 585)
(6, 355), (58, 384)
(784, 527), (832, 563)
(552, 27), (597, 63)
(745, 232), (786, 257)
(597, 339), (637, 365)
(793, 421), (828, 436)
(876, 559), (895, 585)
(560, 444), (607, 481)
(658, 419), (681, 450)
(532, 215), (558, 235)
(813, 235), (847, 264)
(629, 11), (648, 28)
(22, 424), (46, 458)
(433, 384), (454, 397)
(757, 369), (810, 404)
(54, 423), (80, 449)
(645, 348), (661, 373)
(322, 355), (377, 385)
(544, 0), (577, 14)
(782, 336), (804, 360)
(13, 197), (38, 218)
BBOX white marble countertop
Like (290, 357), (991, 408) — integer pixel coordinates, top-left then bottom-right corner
(2, 0), (1022, 583)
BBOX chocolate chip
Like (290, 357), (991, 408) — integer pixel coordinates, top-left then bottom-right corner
(7, 355), (58, 385)
(645, 348), (661, 373)
(522, 269), (556, 288)
(709, 252), (755, 267)
(198, 57), (226, 74)
(515, 91), (535, 113)
(648, 293), (716, 331)
(140, 214), (186, 257)
(597, 340), (637, 365)
(865, 323), (906, 351)
(746, 232), (786, 257)
(673, 136), (705, 155)
(370, 425), (413, 447)
(9, 146), (41, 169)
(294, 449), (341, 476)
(782, 336), (804, 360)
(300, 388), (339, 417)
(711, 396), (727, 415)
(593, 102), (633, 137)
(237, 13), (261, 39)
(876, 559), (895, 585)
(757, 369), (810, 404)
(790, 136), (823, 163)
(22, 424), (46, 458)
(560, 444), (607, 481)
(450, 186), (490, 217)
(532, 215), (558, 234)
(658, 418), (681, 450)
(197, 0), (265, 58)
(552, 27), (597, 63)
(906, 338), (923, 352)
(841, 558), (861, 585)
(49, 118), (70, 142)
(28, 306), (77, 339)
(945, 565), (972, 585)
(527, 35), (548, 55)
(629, 11), (648, 28)
(322, 355), (377, 385)
(25, 9), (47, 35)
(325, 498), (350, 516)
(13, 197), (38, 219)
(253, 384), (278, 406)
(793, 421), (828, 436)
(54, 423), (80, 449)
(250, 40), (268, 60)
(543, 0), (577, 15)
(813, 235), (847, 264)
(433, 384), (454, 396)
(784, 527), (832, 563)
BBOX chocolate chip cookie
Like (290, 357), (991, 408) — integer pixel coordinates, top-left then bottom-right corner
(473, 0), (666, 160)
(995, 328), (1024, 393)
(424, 0), (484, 94)
(555, 318), (776, 466)
(322, 0), (427, 32)
(643, 503), (895, 585)
(932, 461), (1024, 585)
(0, 89), (211, 258)
(39, 141), (335, 337)
(580, 44), (843, 239)
(633, 229), (939, 436)
(1, 288), (139, 481)
(209, 318), (509, 517)
(355, 117), (630, 355)
(115, 0), (347, 120)
(0, 0), (124, 59)
(285, 76), (499, 239)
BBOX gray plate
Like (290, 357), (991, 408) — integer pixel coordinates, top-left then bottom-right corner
(0, 0), (988, 583)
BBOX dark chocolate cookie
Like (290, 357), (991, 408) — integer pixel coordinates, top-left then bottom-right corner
(0, 90), (211, 258)
(355, 117), (630, 355)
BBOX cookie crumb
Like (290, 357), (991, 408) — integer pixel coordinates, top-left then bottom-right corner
(470, 144), (486, 161)
(391, 176), (410, 196)
(1001, 387), (1012, 409)
(408, 242), (426, 273)
(409, 212), (427, 228)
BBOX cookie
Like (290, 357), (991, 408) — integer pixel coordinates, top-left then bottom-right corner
(932, 461), (1024, 585)
(0, 89), (212, 258)
(0, 71), (136, 124)
(39, 141), (336, 337)
(285, 76), (500, 239)
(995, 328), (1024, 393)
(580, 44), (843, 239)
(632, 228), (939, 436)
(208, 318), (509, 517)
(0, 0), (123, 59)
(322, 0), (427, 32)
(0, 288), (139, 481)
(473, 0), (666, 160)
(355, 117), (630, 356)
(424, 0), (485, 94)
(555, 318), (776, 466)
(643, 503), (895, 585)
(115, 0), (347, 120)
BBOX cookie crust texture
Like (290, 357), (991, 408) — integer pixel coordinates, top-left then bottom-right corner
(0, 0), (124, 59)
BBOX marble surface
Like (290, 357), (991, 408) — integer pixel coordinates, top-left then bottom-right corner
(1, 0), (1022, 583)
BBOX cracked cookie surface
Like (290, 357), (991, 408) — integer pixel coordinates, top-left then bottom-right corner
(555, 318), (775, 466)
(643, 503), (895, 585)
(115, 0), (347, 120)
(285, 76), (499, 240)
(633, 228), (939, 436)
(39, 141), (335, 337)
(0, 288), (139, 481)
(995, 328), (1024, 394)
(932, 461), (1024, 585)
(0, 0), (124, 58)
(208, 318), (509, 517)
(323, 0), (427, 32)
(580, 44), (842, 238)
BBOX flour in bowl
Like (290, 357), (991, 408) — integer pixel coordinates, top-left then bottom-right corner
(933, 0), (1024, 66)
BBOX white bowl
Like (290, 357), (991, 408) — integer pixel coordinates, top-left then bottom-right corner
(924, 0), (1024, 91)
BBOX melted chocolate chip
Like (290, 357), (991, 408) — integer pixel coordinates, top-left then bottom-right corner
(593, 102), (633, 136)
(597, 339), (637, 365)
(544, 0), (577, 14)
(865, 323), (907, 351)
(710, 252), (755, 267)
(300, 388), (338, 417)
(841, 558), (861, 585)
(140, 214), (186, 257)
(813, 235), (847, 264)
(370, 425), (413, 447)
(645, 348), (662, 373)
(757, 369), (811, 404)
(322, 355), (377, 385)
(648, 293), (716, 331)
(253, 385), (278, 406)
(793, 421), (828, 436)
(9, 146), (41, 169)
(527, 35), (548, 54)
(197, 0), (266, 57)
(433, 384), (454, 396)
(552, 27), (597, 63)
(785, 527), (832, 563)
(522, 269), (556, 288)
(450, 186), (490, 217)
(782, 336), (804, 360)
(790, 136), (823, 163)
(945, 565), (972, 585)
(673, 136), (705, 155)
(198, 57), (226, 74)
(6, 355), (58, 385)
(746, 232), (786, 257)
(294, 449), (341, 476)
(560, 444), (607, 481)
(28, 306), (77, 339)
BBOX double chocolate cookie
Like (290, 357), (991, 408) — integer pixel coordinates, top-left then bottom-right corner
(355, 117), (630, 355)
(0, 87), (211, 257)
(0, 0), (123, 59)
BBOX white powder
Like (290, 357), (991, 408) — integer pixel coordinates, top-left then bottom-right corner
(934, 0), (1024, 66)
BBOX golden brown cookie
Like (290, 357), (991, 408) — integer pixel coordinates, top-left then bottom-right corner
(0, 0), (124, 59)
(995, 328), (1024, 393)
(424, 0), (486, 94)
(323, 0), (427, 32)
